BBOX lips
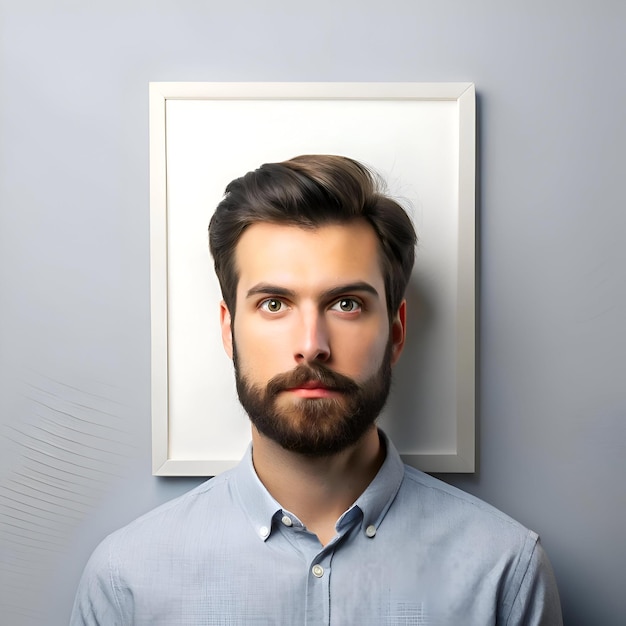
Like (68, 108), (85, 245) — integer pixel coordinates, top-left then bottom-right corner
(286, 381), (339, 397)
(288, 381), (331, 391)
(266, 363), (360, 398)
(286, 384), (342, 399)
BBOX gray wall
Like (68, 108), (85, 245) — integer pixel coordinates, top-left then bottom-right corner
(1, 1), (624, 624)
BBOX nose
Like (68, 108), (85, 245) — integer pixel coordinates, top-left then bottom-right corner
(294, 309), (330, 363)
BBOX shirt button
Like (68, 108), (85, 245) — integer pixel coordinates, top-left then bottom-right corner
(365, 525), (377, 538)
(281, 515), (293, 527)
(259, 526), (270, 539)
(311, 564), (324, 578)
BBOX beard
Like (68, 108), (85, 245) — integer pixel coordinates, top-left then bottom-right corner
(233, 341), (393, 457)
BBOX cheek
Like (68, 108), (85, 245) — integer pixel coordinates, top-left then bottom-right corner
(233, 321), (290, 378)
(334, 323), (389, 373)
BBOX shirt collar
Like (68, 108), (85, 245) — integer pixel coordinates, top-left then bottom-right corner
(232, 429), (405, 542)
(232, 443), (283, 542)
(350, 430), (405, 531)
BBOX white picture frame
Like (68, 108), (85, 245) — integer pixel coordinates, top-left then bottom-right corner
(150, 82), (475, 476)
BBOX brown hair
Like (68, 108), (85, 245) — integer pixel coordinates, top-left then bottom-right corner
(208, 155), (416, 317)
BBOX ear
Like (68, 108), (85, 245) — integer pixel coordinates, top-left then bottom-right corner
(220, 301), (234, 359)
(390, 300), (406, 365)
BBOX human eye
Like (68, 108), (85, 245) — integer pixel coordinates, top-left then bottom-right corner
(259, 298), (285, 314)
(329, 298), (362, 314)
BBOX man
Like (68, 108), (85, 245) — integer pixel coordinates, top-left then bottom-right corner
(71, 155), (562, 624)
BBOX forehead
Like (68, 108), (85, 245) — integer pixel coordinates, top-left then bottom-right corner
(234, 220), (385, 292)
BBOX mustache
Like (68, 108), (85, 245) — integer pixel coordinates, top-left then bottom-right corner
(266, 362), (360, 397)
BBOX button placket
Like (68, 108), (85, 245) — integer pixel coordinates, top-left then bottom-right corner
(305, 554), (332, 625)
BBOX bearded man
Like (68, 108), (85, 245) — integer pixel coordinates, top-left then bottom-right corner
(71, 155), (562, 625)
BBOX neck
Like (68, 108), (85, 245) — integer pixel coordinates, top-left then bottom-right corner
(250, 425), (384, 546)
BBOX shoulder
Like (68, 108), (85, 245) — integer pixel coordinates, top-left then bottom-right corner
(393, 465), (540, 593)
(399, 464), (537, 540)
(71, 472), (238, 623)
(94, 470), (234, 561)
(393, 466), (562, 624)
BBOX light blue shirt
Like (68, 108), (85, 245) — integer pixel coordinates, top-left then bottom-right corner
(71, 433), (562, 625)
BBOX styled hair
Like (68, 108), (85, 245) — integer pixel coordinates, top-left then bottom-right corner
(208, 155), (417, 317)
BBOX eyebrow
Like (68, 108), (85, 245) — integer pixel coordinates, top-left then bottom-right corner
(245, 281), (381, 301)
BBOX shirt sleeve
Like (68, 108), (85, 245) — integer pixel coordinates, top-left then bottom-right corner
(69, 536), (125, 626)
(506, 538), (563, 626)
